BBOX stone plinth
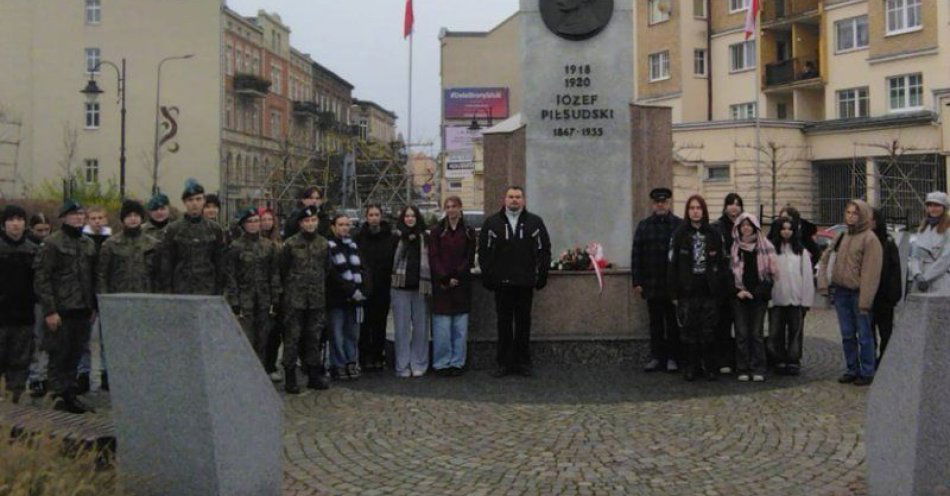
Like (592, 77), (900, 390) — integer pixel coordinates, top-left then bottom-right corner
(866, 293), (950, 496)
(520, 0), (634, 265)
(98, 294), (282, 496)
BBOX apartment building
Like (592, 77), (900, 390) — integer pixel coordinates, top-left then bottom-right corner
(440, 0), (950, 225)
(352, 99), (398, 145)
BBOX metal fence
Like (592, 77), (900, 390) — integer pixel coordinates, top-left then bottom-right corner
(813, 159), (866, 225)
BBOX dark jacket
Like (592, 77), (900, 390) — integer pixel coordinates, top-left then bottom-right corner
(873, 234), (903, 310)
(225, 232), (281, 310)
(713, 214), (738, 254)
(354, 222), (396, 300)
(478, 207), (551, 290)
(429, 217), (476, 314)
(33, 226), (97, 316)
(0, 232), (38, 325)
(631, 212), (683, 299)
(96, 228), (160, 294)
(668, 222), (730, 300)
(279, 231), (328, 311)
(326, 233), (364, 308)
(160, 215), (226, 295)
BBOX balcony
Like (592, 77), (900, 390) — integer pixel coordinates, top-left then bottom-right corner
(293, 101), (320, 118)
(764, 57), (821, 89)
(762, 0), (819, 25)
(233, 73), (271, 98)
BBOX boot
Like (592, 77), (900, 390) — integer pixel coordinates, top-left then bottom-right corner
(307, 367), (330, 390)
(29, 380), (47, 398)
(683, 344), (698, 382)
(76, 373), (90, 395)
(284, 367), (300, 395)
(53, 392), (94, 414)
(100, 372), (109, 391)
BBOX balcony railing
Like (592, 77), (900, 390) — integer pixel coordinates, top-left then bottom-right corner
(764, 58), (820, 87)
(293, 101), (320, 117)
(762, 0), (819, 23)
(233, 73), (271, 97)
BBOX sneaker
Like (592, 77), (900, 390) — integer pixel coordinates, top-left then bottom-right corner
(737, 374), (751, 382)
(752, 374), (765, 382)
(268, 371), (283, 382)
(853, 376), (873, 386)
(643, 359), (663, 372)
(346, 363), (361, 380)
(666, 359), (679, 372)
(411, 369), (426, 378)
(719, 367), (733, 374)
(837, 374), (857, 384)
(396, 371), (411, 379)
(450, 367), (465, 377)
(29, 380), (47, 398)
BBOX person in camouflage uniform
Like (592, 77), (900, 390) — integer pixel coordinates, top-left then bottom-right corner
(142, 193), (172, 243)
(225, 207), (281, 366)
(33, 200), (97, 414)
(97, 200), (160, 294)
(0, 205), (39, 404)
(160, 179), (226, 295)
(279, 206), (329, 394)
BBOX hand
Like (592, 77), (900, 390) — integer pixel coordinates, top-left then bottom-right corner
(269, 305), (277, 317)
(45, 313), (62, 331)
(633, 286), (643, 296)
(535, 278), (547, 291)
(737, 290), (754, 300)
(89, 311), (98, 323)
(672, 299), (678, 306)
(859, 308), (871, 315)
(917, 278), (930, 292)
(449, 278), (460, 288)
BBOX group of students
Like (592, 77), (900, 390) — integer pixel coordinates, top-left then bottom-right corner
(632, 188), (950, 385)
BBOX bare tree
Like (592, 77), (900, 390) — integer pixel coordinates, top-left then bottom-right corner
(735, 140), (813, 220)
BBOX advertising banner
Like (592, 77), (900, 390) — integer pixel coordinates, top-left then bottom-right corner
(443, 87), (509, 120)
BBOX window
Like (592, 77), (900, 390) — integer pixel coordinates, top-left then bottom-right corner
(837, 87), (869, 118)
(776, 103), (789, 119)
(729, 0), (750, 13)
(648, 51), (670, 81)
(694, 49), (707, 76)
(730, 40), (756, 72)
(730, 102), (757, 120)
(225, 97), (233, 128)
(704, 164), (730, 182)
(271, 66), (281, 95)
(886, 0), (922, 34)
(225, 44), (233, 75)
(270, 110), (281, 138)
(235, 50), (243, 73)
(835, 16), (869, 52)
(85, 0), (101, 24)
(84, 102), (100, 128)
(693, 0), (706, 18)
(888, 73), (923, 111)
(84, 159), (99, 182)
(85, 47), (100, 74)
(648, 0), (671, 24)
(448, 181), (463, 191)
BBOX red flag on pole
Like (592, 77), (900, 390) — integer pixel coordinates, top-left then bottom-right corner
(744, 0), (760, 40)
(404, 0), (414, 38)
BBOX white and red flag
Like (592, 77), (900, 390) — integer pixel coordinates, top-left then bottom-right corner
(744, 0), (760, 40)
(404, 0), (414, 38)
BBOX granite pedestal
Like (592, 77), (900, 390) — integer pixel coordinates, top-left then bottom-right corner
(99, 294), (282, 496)
(866, 293), (950, 496)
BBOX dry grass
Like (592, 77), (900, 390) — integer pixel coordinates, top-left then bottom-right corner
(0, 434), (127, 496)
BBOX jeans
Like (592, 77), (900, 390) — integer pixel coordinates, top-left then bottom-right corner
(432, 313), (468, 369)
(391, 289), (430, 376)
(768, 305), (804, 367)
(328, 306), (359, 369)
(832, 286), (876, 378)
(78, 317), (107, 376)
(732, 299), (767, 375)
(647, 298), (679, 362)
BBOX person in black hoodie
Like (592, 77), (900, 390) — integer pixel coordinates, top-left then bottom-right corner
(478, 186), (552, 378)
(870, 208), (902, 366)
(354, 204), (395, 371)
(711, 192), (744, 374)
(669, 194), (731, 382)
(0, 205), (39, 403)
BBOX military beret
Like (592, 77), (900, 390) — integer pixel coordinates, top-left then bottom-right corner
(235, 207), (259, 225)
(298, 205), (319, 222)
(146, 193), (170, 211)
(58, 199), (83, 218)
(181, 178), (205, 200)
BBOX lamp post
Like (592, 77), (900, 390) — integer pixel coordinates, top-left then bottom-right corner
(81, 58), (126, 199)
(153, 54), (194, 194)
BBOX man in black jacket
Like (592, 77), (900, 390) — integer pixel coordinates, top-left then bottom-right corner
(632, 188), (683, 372)
(478, 186), (551, 377)
(0, 205), (39, 403)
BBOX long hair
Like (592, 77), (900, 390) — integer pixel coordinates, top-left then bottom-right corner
(683, 194), (710, 225)
(770, 216), (803, 255)
(722, 192), (744, 216)
(397, 204), (426, 234)
(257, 207), (281, 242)
(918, 208), (950, 234)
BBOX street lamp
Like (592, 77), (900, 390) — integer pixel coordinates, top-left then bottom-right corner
(153, 53), (194, 194)
(468, 107), (493, 131)
(81, 58), (126, 199)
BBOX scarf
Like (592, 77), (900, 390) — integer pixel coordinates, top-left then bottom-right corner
(926, 215), (941, 226)
(730, 213), (778, 291)
(391, 229), (431, 295)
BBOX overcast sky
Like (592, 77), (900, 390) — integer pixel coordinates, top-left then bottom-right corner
(225, 0), (518, 155)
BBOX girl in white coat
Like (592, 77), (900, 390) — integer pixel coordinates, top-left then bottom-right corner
(768, 217), (814, 375)
(909, 192), (950, 295)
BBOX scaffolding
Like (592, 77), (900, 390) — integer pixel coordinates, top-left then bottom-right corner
(0, 107), (23, 199)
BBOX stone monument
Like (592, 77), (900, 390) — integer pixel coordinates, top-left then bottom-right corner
(99, 294), (282, 496)
(521, 0), (633, 263)
(866, 293), (950, 496)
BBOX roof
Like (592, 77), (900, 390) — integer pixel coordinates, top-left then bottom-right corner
(311, 61), (354, 90)
(803, 111), (937, 134)
(440, 12), (518, 39)
(353, 98), (398, 120)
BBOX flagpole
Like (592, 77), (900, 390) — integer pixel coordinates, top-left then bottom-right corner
(753, 2), (762, 216)
(406, 31), (413, 205)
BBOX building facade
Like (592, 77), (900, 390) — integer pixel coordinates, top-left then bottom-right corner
(440, 0), (950, 225)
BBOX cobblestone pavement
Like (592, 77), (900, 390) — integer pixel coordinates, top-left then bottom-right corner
(282, 308), (870, 496)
